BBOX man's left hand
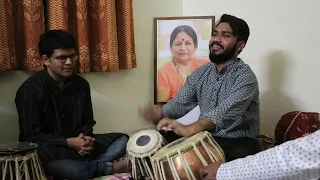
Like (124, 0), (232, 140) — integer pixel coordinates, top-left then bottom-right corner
(199, 161), (223, 180)
(156, 118), (195, 137)
(78, 133), (95, 156)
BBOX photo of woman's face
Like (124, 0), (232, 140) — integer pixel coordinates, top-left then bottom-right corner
(171, 31), (197, 63)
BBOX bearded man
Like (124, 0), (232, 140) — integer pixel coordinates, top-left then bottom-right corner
(139, 14), (262, 162)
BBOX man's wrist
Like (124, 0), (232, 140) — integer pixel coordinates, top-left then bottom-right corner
(66, 138), (73, 148)
(188, 119), (215, 135)
(152, 106), (164, 125)
(198, 118), (215, 132)
(158, 105), (165, 119)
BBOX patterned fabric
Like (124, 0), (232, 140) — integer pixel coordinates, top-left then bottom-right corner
(162, 59), (260, 138)
(258, 134), (276, 150)
(45, 0), (137, 72)
(93, 173), (132, 180)
(0, 0), (44, 72)
(275, 111), (320, 145)
(0, 0), (136, 73)
(0, 0), (16, 72)
(216, 129), (320, 180)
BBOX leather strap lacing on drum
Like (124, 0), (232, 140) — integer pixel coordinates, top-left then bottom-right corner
(130, 154), (155, 180)
(207, 137), (226, 162)
(148, 131), (226, 180)
(153, 133), (226, 180)
(178, 150), (194, 180)
(200, 138), (217, 162)
(127, 130), (168, 180)
(1, 150), (46, 180)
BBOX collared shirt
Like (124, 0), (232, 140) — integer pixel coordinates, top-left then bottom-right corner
(217, 130), (320, 180)
(15, 69), (95, 146)
(15, 69), (125, 162)
(162, 59), (260, 138)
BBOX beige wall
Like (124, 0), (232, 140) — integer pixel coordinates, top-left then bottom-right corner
(1, 0), (320, 143)
(0, 0), (183, 143)
(183, 0), (320, 135)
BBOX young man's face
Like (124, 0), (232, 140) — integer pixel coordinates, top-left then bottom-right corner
(43, 48), (77, 79)
(210, 22), (238, 55)
(209, 22), (245, 64)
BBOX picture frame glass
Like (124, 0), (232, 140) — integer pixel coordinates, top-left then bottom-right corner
(154, 16), (215, 104)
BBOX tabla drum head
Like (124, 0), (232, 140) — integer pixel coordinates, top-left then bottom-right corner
(127, 129), (164, 158)
(151, 131), (209, 160)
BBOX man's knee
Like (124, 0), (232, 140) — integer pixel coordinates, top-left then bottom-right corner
(95, 134), (129, 162)
(107, 134), (129, 159)
(117, 135), (129, 145)
(113, 135), (129, 154)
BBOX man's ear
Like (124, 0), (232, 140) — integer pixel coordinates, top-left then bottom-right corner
(42, 55), (50, 66)
(237, 41), (246, 52)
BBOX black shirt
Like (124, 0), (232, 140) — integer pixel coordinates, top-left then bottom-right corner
(15, 69), (126, 162)
(15, 69), (95, 145)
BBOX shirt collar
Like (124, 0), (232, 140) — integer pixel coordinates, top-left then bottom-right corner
(212, 58), (241, 74)
(41, 69), (75, 89)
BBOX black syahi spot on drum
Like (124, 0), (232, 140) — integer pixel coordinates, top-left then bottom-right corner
(136, 135), (151, 146)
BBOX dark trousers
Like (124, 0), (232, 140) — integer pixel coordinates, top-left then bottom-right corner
(46, 135), (128, 180)
(213, 136), (263, 162)
(159, 130), (263, 162)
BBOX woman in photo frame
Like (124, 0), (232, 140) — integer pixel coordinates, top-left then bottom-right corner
(157, 25), (209, 102)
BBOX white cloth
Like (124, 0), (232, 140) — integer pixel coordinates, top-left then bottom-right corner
(176, 105), (200, 125)
(217, 129), (320, 180)
(162, 106), (200, 131)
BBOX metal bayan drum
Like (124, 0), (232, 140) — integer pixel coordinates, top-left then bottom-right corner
(127, 129), (167, 180)
(151, 131), (225, 180)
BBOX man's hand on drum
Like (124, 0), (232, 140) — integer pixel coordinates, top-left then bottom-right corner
(199, 161), (223, 180)
(78, 133), (95, 156)
(156, 118), (194, 137)
(138, 105), (163, 123)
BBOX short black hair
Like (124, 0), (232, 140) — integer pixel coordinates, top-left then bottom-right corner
(38, 29), (77, 57)
(170, 25), (198, 48)
(216, 14), (250, 43)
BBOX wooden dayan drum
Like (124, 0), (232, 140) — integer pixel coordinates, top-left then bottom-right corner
(151, 131), (225, 180)
(0, 149), (46, 180)
(127, 129), (167, 180)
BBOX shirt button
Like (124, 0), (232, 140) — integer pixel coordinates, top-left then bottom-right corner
(62, 114), (65, 117)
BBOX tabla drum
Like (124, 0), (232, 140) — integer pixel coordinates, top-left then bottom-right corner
(150, 131), (225, 180)
(127, 129), (167, 180)
(0, 148), (46, 180)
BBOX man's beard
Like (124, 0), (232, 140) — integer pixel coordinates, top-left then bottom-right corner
(209, 42), (237, 65)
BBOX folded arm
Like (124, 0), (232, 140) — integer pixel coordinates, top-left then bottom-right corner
(15, 86), (67, 146)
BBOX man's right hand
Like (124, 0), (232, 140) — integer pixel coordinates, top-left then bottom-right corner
(78, 133), (95, 156)
(138, 105), (163, 123)
(67, 137), (86, 152)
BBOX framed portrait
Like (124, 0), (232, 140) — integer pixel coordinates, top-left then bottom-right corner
(154, 16), (215, 104)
